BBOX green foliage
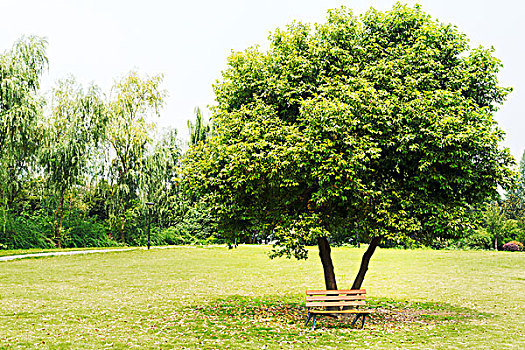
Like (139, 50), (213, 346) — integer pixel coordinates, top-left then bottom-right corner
(0, 209), (54, 249)
(38, 76), (107, 246)
(0, 203), (123, 250)
(476, 201), (523, 249)
(0, 36), (214, 250)
(503, 150), (525, 221)
(519, 150), (525, 197)
(0, 36), (47, 207)
(154, 226), (201, 245)
(141, 127), (182, 227)
(188, 106), (211, 146)
(169, 199), (217, 241)
(84, 179), (111, 221)
(105, 71), (167, 242)
(2, 13), (521, 254)
(459, 229), (493, 250)
(447, 199), (525, 251)
(60, 213), (120, 248)
(40, 76), (107, 195)
(185, 4), (514, 259)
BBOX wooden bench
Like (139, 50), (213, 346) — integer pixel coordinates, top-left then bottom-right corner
(305, 289), (372, 330)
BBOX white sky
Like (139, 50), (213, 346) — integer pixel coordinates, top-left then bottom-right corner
(1, 0), (523, 160)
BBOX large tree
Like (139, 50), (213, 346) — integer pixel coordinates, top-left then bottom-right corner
(184, 4), (514, 289)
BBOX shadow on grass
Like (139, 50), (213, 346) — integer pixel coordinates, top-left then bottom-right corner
(192, 295), (493, 331)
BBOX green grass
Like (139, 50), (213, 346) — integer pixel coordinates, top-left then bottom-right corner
(0, 247), (130, 258)
(0, 246), (523, 349)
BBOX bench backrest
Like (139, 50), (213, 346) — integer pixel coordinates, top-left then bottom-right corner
(306, 289), (367, 308)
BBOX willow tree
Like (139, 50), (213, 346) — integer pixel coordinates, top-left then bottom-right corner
(39, 77), (106, 247)
(0, 36), (47, 208)
(141, 128), (182, 228)
(184, 4), (514, 290)
(106, 71), (166, 242)
(188, 107), (211, 146)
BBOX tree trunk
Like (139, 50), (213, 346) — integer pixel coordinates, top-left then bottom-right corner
(120, 218), (126, 243)
(53, 204), (58, 242)
(351, 236), (381, 290)
(317, 236), (338, 290)
(57, 193), (64, 248)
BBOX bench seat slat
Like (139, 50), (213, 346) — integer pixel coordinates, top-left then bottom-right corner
(306, 295), (365, 301)
(306, 289), (366, 295)
(308, 310), (371, 314)
(306, 300), (366, 307)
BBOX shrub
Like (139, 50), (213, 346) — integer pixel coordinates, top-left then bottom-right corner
(463, 229), (493, 250)
(502, 241), (524, 252)
(0, 211), (54, 249)
(156, 226), (202, 245)
(445, 229), (492, 250)
(0, 207), (123, 249)
(62, 214), (120, 248)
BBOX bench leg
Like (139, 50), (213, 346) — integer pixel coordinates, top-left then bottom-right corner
(305, 312), (312, 327)
(312, 315), (317, 330)
(360, 314), (366, 330)
(351, 314), (360, 328)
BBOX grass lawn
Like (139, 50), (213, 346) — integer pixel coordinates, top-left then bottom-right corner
(0, 247), (131, 258)
(0, 245), (523, 349)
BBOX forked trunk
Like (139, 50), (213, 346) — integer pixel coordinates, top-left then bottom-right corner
(317, 236), (338, 290)
(351, 236), (381, 290)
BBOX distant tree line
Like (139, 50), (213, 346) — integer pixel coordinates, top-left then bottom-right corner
(0, 36), (214, 249)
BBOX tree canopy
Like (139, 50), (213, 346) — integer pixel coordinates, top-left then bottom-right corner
(184, 4), (514, 289)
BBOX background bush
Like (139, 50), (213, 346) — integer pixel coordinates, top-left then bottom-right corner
(502, 241), (524, 251)
(0, 210), (54, 249)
